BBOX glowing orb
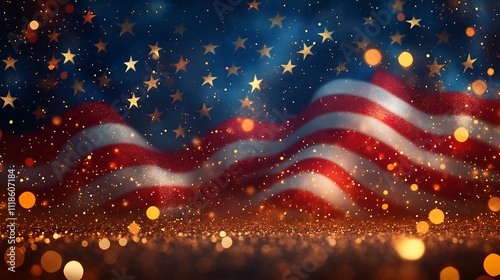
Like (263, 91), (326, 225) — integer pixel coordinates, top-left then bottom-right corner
(364, 49), (382, 66)
(454, 127), (469, 143)
(471, 79), (487, 95)
(488, 197), (500, 212)
(484, 253), (500, 277)
(63, 260), (84, 280)
(416, 221), (430, 234)
(41, 251), (63, 273)
(440, 266), (460, 280)
(29, 20), (39, 30)
(19, 191), (36, 209)
(429, 208), (445, 225)
(146, 206), (161, 220)
(394, 238), (425, 261)
(242, 119), (254, 132)
(398, 51), (413, 67)
(466, 27), (475, 37)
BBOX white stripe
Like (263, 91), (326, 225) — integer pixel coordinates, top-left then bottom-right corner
(312, 79), (499, 148)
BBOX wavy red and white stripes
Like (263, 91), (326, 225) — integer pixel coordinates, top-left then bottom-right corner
(3, 71), (499, 218)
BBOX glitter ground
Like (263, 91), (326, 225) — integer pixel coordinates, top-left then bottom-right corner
(2, 217), (500, 280)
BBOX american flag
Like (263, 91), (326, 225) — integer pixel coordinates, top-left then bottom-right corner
(1, 0), (499, 220)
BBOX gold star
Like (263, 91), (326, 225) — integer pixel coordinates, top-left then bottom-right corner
(257, 44), (274, 58)
(70, 79), (85, 95)
(94, 39), (108, 53)
(356, 38), (370, 51)
(297, 43), (314, 60)
(118, 18), (135, 36)
(172, 56), (190, 73)
(148, 42), (162, 57)
(127, 93), (140, 108)
(148, 107), (163, 124)
(82, 10), (96, 25)
(144, 75), (160, 92)
(170, 90), (184, 104)
(3, 56), (18, 70)
(203, 42), (219, 55)
(269, 12), (286, 28)
(247, 0), (261, 10)
(1, 92), (17, 108)
(233, 36), (248, 51)
(390, 31), (405, 45)
(97, 73), (111, 87)
(202, 72), (217, 87)
(197, 103), (213, 118)
(249, 75), (262, 92)
(281, 59), (297, 74)
(461, 54), (477, 73)
(47, 55), (60, 70)
(61, 48), (76, 64)
(334, 62), (347, 76)
(173, 24), (187, 36)
(124, 56), (138, 72)
(239, 96), (254, 110)
(173, 124), (186, 138)
(318, 27), (333, 43)
(48, 29), (60, 43)
(436, 30), (451, 45)
(363, 16), (375, 25)
(426, 58), (445, 77)
(392, 0), (405, 12)
(226, 63), (241, 77)
(32, 106), (47, 120)
(406, 16), (422, 29)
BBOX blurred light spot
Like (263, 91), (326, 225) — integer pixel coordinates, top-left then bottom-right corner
(398, 51), (413, 67)
(394, 238), (425, 260)
(397, 13), (405, 21)
(31, 264), (43, 277)
(454, 127), (469, 143)
(41, 251), (62, 273)
(466, 27), (475, 37)
(472, 80), (487, 95)
(25, 157), (35, 167)
(146, 206), (160, 220)
(81, 240), (88, 247)
(4, 247), (25, 268)
(484, 253), (500, 276)
(29, 20), (39, 30)
(382, 203), (389, 210)
(52, 116), (62, 126)
(440, 266), (460, 280)
(410, 184), (418, 191)
(488, 197), (500, 212)
(487, 68), (494, 76)
(242, 119), (254, 132)
(19, 191), (36, 209)
(429, 208), (445, 225)
(221, 236), (233, 249)
(128, 222), (140, 235)
(63, 260), (84, 280)
(98, 238), (110, 250)
(416, 221), (430, 234)
(364, 49), (382, 66)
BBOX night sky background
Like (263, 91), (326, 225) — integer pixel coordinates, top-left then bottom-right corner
(1, 0), (499, 151)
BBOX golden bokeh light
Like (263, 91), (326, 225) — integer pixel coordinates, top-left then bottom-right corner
(454, 127), (469, 143)
(364, 49), (382, 66)
(98, 238), (111, 250)
(381, 203), (389, 210)
(29, 20), (39, 30)
(483, 253), (500, 277)
(19, 191), (36, 209)
(63, 260), (84, 280)
(416, 221), (430, 234)
(221, 236), (233, 249)
(4, 247), (25, 268)
(398, 51), (413, 67)
(128, 222), (140, 235)
(487, 68), (495, 76)
(410, 184), (419, 192)
(466, 27), (475, 37)
(241, 119), (254, 132)
(488, 197), (500, 212)
(394, 238), (425, 261)
(118, 238), (128, 247)
(471, 79), (487, 95)
(52, 116), (62, 126)
(41, 250), (63, 273)
(429, 208), (445, 225)
(146, 206), (161, 220)
(440, 266), (460, 280)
